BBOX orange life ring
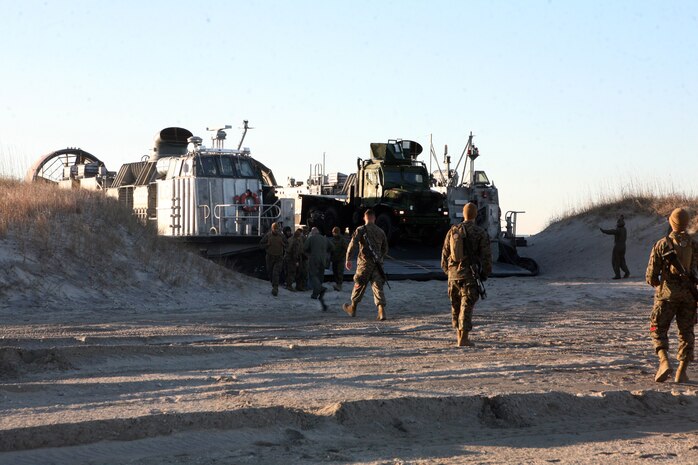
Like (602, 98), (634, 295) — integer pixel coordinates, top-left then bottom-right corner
(237, 191), (260, 213)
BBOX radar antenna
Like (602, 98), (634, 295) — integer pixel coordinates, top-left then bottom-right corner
(206, 124), (232, 149)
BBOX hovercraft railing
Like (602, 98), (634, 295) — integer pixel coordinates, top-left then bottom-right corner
(210, 201), (282, 236)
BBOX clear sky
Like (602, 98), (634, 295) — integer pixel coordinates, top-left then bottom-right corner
(1, 0), (696, 234)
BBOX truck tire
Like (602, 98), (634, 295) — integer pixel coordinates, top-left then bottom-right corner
(376, 213), (399, 245)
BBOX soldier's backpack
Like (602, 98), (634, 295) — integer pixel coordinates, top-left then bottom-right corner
(449, 224), (467, 262)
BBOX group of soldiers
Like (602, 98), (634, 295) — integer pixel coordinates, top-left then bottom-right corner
(262, 204), (697, 384)
(259, 223), (349, 302)
(260, 209), (390, 319)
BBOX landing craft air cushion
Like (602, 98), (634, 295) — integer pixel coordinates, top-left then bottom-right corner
(27, 123), (293, 257)
(430, 132), (539, 276)
(27, 125), (538, 277)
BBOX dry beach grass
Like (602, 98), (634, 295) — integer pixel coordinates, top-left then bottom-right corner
(549, 179), (698, 232)
(0, 179), (234, 302)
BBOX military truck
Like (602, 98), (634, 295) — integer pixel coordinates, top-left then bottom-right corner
(276, 139), (450, 244)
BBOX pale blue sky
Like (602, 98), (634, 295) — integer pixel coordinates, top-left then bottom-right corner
(1, 0), (696, 233)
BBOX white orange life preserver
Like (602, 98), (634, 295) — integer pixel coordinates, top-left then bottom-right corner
(237, 191), (260, 213)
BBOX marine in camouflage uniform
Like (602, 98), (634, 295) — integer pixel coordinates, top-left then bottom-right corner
(259, 222), (287, 296)
(600, 215), (630, 279)
(304, 227), (333, 300)
(342, 209), (389, 321)
(284, 229), (303, 291)
(296, 226), (310, 291)
(646, 208), (698, 383)
(441, 203), (492, 347)
(329, 226), (349, 291)
(280, 226), (293, 286)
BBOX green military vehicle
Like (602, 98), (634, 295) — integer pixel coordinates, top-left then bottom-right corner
(277, 139), (450, 244)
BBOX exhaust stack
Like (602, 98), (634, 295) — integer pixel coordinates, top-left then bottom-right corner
(151, 127), (193, 161)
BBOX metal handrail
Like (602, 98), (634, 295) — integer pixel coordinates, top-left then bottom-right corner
(211, 201), (281, 235)
(199, 204), (211, 221)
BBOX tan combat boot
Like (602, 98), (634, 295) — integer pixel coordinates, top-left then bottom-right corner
(655, 349), (673, 382)
(456, 330), (474, 347)
(377, 305), (386, 321)
(675, 360), (690, 383)
(342, 303), (356, 317)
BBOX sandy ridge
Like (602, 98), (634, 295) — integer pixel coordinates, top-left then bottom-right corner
(1, 390), (696, 453)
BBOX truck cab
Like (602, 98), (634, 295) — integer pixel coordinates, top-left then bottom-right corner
(275, 139), (449, 244)
(355, 140), (449, 243)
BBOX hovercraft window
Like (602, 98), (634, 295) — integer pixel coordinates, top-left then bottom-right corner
(235, 159), (257, 178)
(219, 156), (235, 176)
(198, 157), (219, 176)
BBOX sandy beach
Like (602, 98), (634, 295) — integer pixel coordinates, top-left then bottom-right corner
(1, 211), (697, 464)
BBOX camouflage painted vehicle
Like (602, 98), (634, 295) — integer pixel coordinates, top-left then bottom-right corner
(277, 140), (449, 244)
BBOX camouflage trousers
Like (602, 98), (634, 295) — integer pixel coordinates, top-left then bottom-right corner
(448, 280), (480, 332)
(351, 264), (386, 308)
(612, 246), (629, 277)
(650, 299), (697, 361)
(331, 259), (345, 287)
(296, 259), (309, 291)
(284, 259), (297, 288)
(265, 254), (283, 291)
(309, 262), (326, 297)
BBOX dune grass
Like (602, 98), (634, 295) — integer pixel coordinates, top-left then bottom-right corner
(0, 144), (32, 180)
(0, 177), (232, 287)
(548, 180), (698, 232)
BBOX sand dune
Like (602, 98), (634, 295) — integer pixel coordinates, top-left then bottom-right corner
(530, 211), (668, 279)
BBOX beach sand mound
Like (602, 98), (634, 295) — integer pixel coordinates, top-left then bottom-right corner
(528, 201), (697, 279)
(0, 179), (240, 308)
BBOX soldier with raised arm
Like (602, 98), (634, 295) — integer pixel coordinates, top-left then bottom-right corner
(646, 208), (698, 383)
(600, 214), (630, 279)
(441, 203), (492, 346)
(342, 209), (389, 321)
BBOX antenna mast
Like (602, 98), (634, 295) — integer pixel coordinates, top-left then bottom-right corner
(238, 120), (254, 150)
(462, 131), (479, 186)
(206, 125), (232, 149)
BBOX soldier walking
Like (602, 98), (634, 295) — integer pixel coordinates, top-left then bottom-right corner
(304, 227), (333, 307)
(441, 203), (492, 347)
(280, 226), (293, 286)
(296, 226), (310, 292)
(646, 208), (698, 383)
(342, 209), (389, 321)
(330, 226), (348, 291)
(600, 215), (630, 279)
(259, 222), (287, 296)
(284, 229), (302, 291)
